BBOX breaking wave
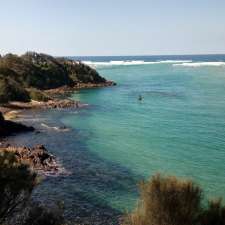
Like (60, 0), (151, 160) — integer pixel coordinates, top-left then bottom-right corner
(173, 62), (225, 67)
(41, 123), (70, 132)
(83, 60), (192, 67)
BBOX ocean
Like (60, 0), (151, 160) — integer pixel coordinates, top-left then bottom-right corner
(8, 55), (225, 224)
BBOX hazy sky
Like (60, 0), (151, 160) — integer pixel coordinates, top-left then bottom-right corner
(0, 0), (225, 56)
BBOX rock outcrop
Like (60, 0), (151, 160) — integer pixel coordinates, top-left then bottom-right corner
(0, 144), (62, 174)
(5, 99), (83, 111)
(0, 112), (34, 137)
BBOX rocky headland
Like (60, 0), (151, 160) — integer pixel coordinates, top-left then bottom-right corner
(0, 51), (115, 104)
(0, 51), (115, 113)
(0, 51), (115, 175)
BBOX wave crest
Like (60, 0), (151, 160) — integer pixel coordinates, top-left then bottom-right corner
(173, 62), (225, 67)
(83, 60), (192, 67)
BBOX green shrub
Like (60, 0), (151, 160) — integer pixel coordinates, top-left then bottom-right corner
(21, 202), (65, 225)
(58, 58), (106, 84)
(0, 151), (37, 223)
(28, 88), (51, 102)
(0, 53), (73, 90)
(123, 174), (202, 225)
(123, 174), (225, 225)
(0, 75), (30, 103)
(0, 150), (66, 225)
(0, 52), (107, 100)
(200, 199), (225, 225)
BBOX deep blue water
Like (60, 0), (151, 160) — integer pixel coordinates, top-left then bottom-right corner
(8, 55), (225, 224)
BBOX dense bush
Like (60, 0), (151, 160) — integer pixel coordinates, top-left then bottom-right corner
(0, 52), (107, 104)
(123, 174), (225, 225)
(123, 174), (202, 225)
(200, 199), (225, 225)
(0, 151), (66, 225)
(0, 53), (72, 89)
(58, 58), (106, 84)
(0, 52), (106, 91)
(20, 202), (65, 225)
(0, 151), (37, 224)
(0, 75), (30, 103)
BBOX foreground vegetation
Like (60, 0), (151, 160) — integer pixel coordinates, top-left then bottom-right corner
(1, 151), (225, 225)
(0, 151), (65, 225)
(123, 174), (225, 225)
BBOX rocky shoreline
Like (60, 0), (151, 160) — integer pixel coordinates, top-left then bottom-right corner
(0, 98), (87, 120)
(0, 108), (70, 176)
(0, 81), (115, 175)
(0, 97), (83, 175)
(0, 144), (64, 175)
(0, 80), (116, 119)
(3, 99), (82, 110)
(0, 112), (57, 174)
(45, 80), (116, 95)
(0, 51), (116, 119)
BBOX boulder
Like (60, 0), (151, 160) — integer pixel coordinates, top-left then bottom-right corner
(0, 112), (34, 137)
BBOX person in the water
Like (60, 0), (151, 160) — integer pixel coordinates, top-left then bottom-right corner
(138, 95), (143, 101)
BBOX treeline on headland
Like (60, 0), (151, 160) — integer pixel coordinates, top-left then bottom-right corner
(0, 52), (111, 103)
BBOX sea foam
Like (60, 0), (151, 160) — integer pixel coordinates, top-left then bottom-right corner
(173, 62), (225, 67)
(83, 60), (192, 67)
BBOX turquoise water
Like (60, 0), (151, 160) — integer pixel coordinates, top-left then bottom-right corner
(9, 56), (225, 223)
(63, 59), (225, 209)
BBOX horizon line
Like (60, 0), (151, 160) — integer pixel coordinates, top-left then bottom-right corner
(65, 53), (225, 58)
(1, 51), (225, 58)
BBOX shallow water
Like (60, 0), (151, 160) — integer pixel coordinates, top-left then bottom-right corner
(8, 55), (225, 223)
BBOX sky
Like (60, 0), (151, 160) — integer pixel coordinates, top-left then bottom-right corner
(0, 0), (225, 56)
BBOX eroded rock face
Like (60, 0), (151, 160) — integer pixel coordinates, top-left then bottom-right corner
(0, 144), (62, 174)
(0, 112), (34, 137)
